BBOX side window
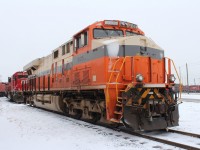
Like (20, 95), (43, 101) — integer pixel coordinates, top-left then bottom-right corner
(70, 41), (73, 52)
(62, 45), (65, 55)
(66, 43), (70, 53)
(78, 36), (81, 48)
(84, 32), (88, 46)
(54, 50), (59, 59)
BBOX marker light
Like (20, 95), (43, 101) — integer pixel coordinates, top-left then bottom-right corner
(136, 74), (144, 82)
(169, 74), (176, 83)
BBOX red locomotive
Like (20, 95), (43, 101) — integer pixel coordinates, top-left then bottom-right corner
(19, 20), (180, 131)
(0, 82), (7, 97)
(182, 85), (200, 93)
(7, 71), (28, 103)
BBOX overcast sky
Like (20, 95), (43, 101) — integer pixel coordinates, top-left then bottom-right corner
(0, 0), (200, 84)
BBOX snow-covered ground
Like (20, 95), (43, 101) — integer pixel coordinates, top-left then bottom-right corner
(173, 94), (200, 134)
(0, 95), (200, 150)
(0, 97), (180, 150)
(181, 93), (200, 100)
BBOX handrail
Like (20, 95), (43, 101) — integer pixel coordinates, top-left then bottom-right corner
(165, 57), (182, 100)
(106, 58), (121, 104)
(106, 56), (130, 109)
(115, 56), (131, 103)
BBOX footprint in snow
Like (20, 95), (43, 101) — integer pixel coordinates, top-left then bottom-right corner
(152, 145), (162, 149)
(123, 137), (130, 140)
(140, 141), (147, 145)
(130, 139), (138, 142)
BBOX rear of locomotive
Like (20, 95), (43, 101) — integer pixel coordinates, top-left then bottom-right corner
(92, 20), (180, 131)
(7, 72), (28, 103)
(0, 82), (7, 97)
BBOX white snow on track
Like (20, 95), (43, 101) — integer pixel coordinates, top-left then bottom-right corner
(0, 97), (180, 150)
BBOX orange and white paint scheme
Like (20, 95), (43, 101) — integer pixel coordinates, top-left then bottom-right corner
(22, 20), (180, 131)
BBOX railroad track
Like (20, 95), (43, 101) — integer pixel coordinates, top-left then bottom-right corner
(25, 106), (200, 150)
(119, 128), (200, 150)
(8, 100), (200, 150)
(97, 123), (200, 150)
(168, 129), (200, 138)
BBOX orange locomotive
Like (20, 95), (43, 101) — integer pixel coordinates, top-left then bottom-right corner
(23, 20), (180, 131)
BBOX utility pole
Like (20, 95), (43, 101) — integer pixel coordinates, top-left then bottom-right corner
(186, 63), (189, 94)
(179, 66), (182, 84)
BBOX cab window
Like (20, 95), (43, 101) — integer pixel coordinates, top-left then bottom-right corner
(75, 31), (88, 50)
(93, 28), (123, 39)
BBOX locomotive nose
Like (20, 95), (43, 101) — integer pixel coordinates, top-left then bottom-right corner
(121, 86), (179, 131)
(123, 104), (179, 131)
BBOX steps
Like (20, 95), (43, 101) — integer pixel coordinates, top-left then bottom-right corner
(110, 96), (124, 123)
(106, 57), (130, 124)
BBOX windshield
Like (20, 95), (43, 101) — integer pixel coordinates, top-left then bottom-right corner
(93, 29), (123, 39)
(126, 31), (140, 36)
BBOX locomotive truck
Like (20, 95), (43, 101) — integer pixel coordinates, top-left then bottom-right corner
(21, 20), (180, 131)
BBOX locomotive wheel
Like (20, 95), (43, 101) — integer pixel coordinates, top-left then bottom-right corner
(90, 112), (101, 123)
(72, 109), (83, 119)
(63, 104), (69, 116)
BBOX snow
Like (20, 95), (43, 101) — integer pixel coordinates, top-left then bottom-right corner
(0, 97), (179, 150)
(1, 93), (200, 150)
(181, 93), (200, 100)
(173, 97), (200, 134)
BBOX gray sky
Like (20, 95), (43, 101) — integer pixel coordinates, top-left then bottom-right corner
(0, 0), (200, 84)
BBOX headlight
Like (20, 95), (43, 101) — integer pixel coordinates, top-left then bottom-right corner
(136, 74), (144, 82)
(169, 74), (176, 82)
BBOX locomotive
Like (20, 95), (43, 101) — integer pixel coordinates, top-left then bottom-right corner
(7, 71), (28, 103)
(0, 82), (7, 97)
(182, 85), (200, 93)
(21, 20), (179, 131)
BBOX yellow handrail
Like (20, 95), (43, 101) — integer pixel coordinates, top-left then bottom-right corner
(106, 58), (121, 103)
(165, 57), (182, 100)
(115, 56), (131, 103)
(106, 56), (130, 107)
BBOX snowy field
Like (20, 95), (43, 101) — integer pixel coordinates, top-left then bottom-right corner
(181, 93), (200, 100)
(173, 93), (200, 134)
(0, 96), (200, 150)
